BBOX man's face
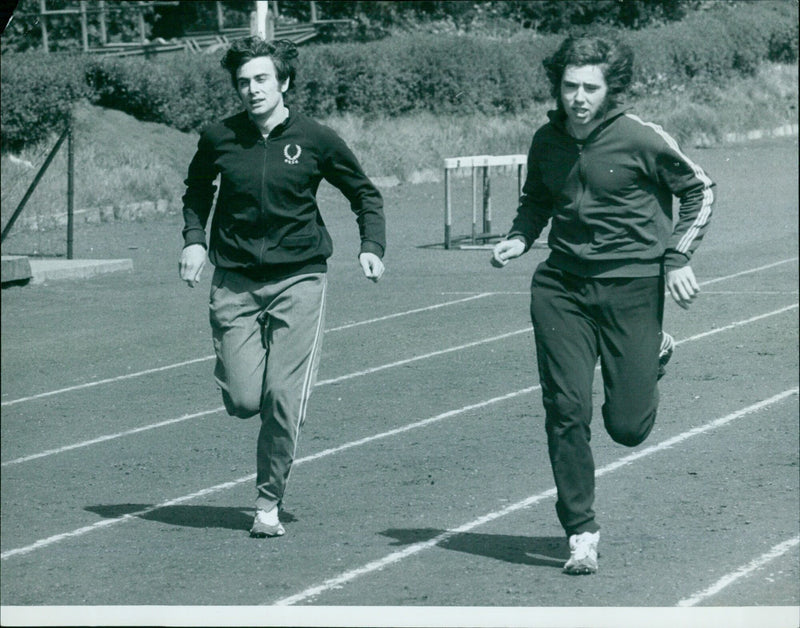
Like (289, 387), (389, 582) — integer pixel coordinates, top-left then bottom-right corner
(236, 56), (288, 119)
(560, 65), (609, 133)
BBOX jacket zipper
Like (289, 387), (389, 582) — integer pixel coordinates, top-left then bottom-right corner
(259, 136), (269, 265)
(574, 143), (590, 257)
(575, 143), (586, 216)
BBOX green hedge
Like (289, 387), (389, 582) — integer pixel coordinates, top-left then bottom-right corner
(0, 52), (94, 151)
(627, 0), (798, 88)
(291, 34), (556, 117)
(2, 0), (796, 151)
(86, 54), (239, 131)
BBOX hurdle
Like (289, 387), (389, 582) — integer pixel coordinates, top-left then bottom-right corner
(443, 154), (527, 249)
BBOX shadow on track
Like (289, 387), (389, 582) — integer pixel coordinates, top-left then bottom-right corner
(85, 504), (298, 531)
(381, 528), (568, 568)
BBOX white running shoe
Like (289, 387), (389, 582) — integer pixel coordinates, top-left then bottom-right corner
(563, 531), (599, 575)
(249, 506), (285, 538)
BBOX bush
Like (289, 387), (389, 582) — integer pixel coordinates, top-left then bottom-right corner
(628, 0), (797, 95)
(293, 33), (556, 118)
(1, 0), (796, 150)
(86, 54), (239, 132)
(0, 52), (93, 151)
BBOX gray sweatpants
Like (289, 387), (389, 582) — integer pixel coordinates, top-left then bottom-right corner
(209, 269), (327, 512)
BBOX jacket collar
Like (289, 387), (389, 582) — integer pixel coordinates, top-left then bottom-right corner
(238, 108), (296, 139)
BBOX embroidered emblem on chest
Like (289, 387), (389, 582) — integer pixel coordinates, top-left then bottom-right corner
(284, 144), (302, 165)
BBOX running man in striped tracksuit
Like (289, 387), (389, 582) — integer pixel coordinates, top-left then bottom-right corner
(492, 35), (714, 574)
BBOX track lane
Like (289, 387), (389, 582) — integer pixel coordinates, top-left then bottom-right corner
(2, 258), (794, 408)
(1, 303), (795, 581)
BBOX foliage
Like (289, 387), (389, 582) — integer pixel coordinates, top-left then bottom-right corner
(1, 0), (797, 150)
(627, 0), (798, 96)
(85, 54), (239, 131)
(1, 62), (795, 235)
(291, 0), (709, 42)
(0, 51), (93, 151)
(2, 0), (154, 53)
(0, 0), (747, 52)
(149, 0), (251, 39)
(290, 33), (554, 117)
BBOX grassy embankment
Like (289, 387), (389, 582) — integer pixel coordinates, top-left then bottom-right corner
(0, 62), (796, 235)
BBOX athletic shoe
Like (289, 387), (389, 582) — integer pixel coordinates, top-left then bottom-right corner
(250, 506), (285, 538)
(658, 331), (675, 380)
(563, 531), (599, 575)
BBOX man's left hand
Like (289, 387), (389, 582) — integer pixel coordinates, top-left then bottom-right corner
(359, 252), (384, 282)
(666, 265), (700, 309)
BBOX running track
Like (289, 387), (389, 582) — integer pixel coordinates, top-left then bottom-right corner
(1, 138), (798, 627)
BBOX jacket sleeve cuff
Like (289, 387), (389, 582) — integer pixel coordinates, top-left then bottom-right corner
(359, 240), (384, 258)
(664, 250), (690, 271)
(182, 228), (208, 249)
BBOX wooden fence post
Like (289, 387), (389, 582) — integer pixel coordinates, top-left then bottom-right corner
(79, 1), (89, 52)
(39, 0), (49, 53)
(67, 116), (75, 260)
(98, 0), (107, 45)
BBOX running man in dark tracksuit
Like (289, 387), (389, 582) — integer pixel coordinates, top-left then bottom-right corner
(492, 35), (714, 574)
(180, 37), (386, 538)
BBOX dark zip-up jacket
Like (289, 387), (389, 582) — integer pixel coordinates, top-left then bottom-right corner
(508, 106), (715, 278)
(182, 110), (385, 280)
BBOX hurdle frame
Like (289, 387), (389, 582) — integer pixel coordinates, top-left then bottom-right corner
(443, 154), (527, 249)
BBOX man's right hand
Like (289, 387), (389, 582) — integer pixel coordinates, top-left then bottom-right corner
(491, 238), (526, 268)
(179, 244), (207, 288)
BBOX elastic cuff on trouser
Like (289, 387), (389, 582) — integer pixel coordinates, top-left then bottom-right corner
(255, 496), (280, 512)
(565, 521), (600, 537)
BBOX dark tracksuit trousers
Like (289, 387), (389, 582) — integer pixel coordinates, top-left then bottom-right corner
(530, 260), (664, 537)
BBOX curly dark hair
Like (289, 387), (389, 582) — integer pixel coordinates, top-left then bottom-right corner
(543, 35), (634, 113)
(220, 37), (299, 90)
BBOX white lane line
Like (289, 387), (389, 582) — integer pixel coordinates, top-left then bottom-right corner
(3, 298), (796, 557)
(0, 294), (494, 408)
(677, 536), (800, 607)
(494, 257), (798, 295)
(673, 304), (797, 346)
(0, 386), (540, 560)
(454, 259), (799, 299)
(1, 408), (226, 467)
(0, 356), (215, 408)
(326, 294), (493, 331)
(317, 328), (531, 386)
(1, 328), (532, 468)
(295, 386), (540, 465)
(3, 303), (797, 468)
(4, 257), (796, 408)
(698, 258), (797, 287)
(272, 388), (798, 606)
(701, 291), (799, 295)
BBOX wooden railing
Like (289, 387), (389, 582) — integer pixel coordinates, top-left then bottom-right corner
(28, 1), (340, 57)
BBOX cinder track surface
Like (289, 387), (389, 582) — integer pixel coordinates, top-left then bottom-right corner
(1, 138), (798, 626)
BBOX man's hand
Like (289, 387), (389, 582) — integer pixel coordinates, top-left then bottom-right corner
(666, 265), (700, 309)
(359, 252), (384, 282)
(491, 238), (526, 268)
(179, 244), (207, 288)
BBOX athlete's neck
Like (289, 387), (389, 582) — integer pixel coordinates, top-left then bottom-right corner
(250, 105), (289, 136)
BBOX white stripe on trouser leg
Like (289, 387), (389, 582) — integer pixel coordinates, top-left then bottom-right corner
(286, 275), (327, 489)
